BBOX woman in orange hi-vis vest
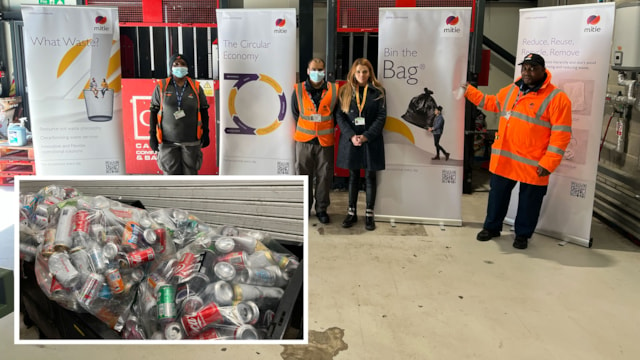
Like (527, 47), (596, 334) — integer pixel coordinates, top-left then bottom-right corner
(464, 53), (572, 250)
(149, 54), (210, 175)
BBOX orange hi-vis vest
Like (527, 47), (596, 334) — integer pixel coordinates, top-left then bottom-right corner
(156, 77), (202, 143)
(465, 69), (572, 186)
(293, 81), (337, 146)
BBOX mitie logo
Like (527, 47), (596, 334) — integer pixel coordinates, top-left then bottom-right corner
(274, 18), (287, 34)
(444, 16), (461, 33)
(584, 15), (601, 32)
(94, 15), (110, 31)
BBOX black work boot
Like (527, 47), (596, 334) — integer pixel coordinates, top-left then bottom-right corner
(365, 209), (375, 231)
(342, 208), (357, 228)
(513, 236), (529, 249)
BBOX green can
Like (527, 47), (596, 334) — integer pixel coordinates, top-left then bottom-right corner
(157, 284), (177, 322)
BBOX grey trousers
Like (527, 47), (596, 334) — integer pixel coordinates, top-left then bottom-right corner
(157, 142), (203, 175)
(295, 142), (334, 213)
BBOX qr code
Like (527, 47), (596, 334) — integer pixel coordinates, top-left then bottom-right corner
(276, 161), (291, 175)
(105, 160), (120, 174)
(441, 169), (456, 184)
(570, 181), (587, 198)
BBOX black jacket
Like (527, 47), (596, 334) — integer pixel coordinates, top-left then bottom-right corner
(336, 85), (386, 171)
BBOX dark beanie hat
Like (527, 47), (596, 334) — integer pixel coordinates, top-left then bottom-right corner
(169, 53), (189, 70)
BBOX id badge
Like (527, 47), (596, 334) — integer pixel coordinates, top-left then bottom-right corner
(174, 109), (186, 119)
(505, 111), (511, 120)
(354, 117), (365, 126)
(311, 114), (322, 122)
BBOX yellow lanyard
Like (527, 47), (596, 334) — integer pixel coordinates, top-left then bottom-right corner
(355, 85), (368, 117)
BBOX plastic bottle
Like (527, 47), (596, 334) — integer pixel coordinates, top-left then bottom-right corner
(7, 117), (27, 146)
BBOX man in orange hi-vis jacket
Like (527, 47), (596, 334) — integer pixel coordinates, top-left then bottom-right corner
(463, 53), (572, 250)
(292, 58), (338, 224)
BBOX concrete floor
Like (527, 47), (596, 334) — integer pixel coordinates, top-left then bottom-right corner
(1, 176), (640, 359)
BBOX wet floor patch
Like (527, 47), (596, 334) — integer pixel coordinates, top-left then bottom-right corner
(280, 327), (348, 360)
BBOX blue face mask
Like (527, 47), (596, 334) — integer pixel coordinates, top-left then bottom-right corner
(309, 70), (325, 83)
(172, 66), (188, 78)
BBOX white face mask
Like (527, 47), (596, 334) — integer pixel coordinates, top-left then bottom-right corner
(309, 70), (325, 83)
(172, 66), (188, 78)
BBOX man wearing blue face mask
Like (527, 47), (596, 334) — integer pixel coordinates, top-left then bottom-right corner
(292, 58), (338, 223)
(149, 53), (210, 175)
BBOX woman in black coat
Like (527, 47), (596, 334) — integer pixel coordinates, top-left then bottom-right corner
(336, 58), (386, 231)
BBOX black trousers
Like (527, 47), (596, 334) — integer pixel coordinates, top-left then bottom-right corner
(348, 169), (377, 211)
(433, 134), (447, 156)
(483, 173), (548, 238)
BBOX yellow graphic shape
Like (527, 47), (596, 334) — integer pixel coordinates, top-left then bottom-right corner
(108, 76), (121, 94)
(385, 116), (415, 144)
(259, 74), (282, 93)
(106, 49), (121, 79)
(228, 88), (238, 115)
(57, 38), (91, 78)
(255, 120), (281, 135)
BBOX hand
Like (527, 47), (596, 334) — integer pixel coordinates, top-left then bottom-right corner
(201, 134), (210, 149)
(149, 135), (159, 152)
(536, 165), (550, 177)
(357, 135), (368, 144)
(351, 135), (362, 146)
(428, 127), (433, 132)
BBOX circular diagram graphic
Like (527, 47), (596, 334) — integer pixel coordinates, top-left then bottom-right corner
(224, 73), (287, 135)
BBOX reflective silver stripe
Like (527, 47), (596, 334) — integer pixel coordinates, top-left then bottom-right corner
(478, 96), (485, 108)
(510, 110), (551, 128)
(547, 145), (565, 156)
(552, 124), (572, 133)
(536, 88), (562, 118)
(491, 148), (539, 167)
(329, 82), (337, 110)
(502, 85), (518, 112)
(300, 115), (333, 122)
(296, 125), (334, 136)
(296, 82), (304, 116)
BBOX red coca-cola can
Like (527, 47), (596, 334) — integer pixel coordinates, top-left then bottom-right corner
(123, 247), (156, 267)
(181, 302), (223, 337)
(217, 251), (248, 270)
(172, 252), (197, 283)
(72, 210), (91, 239)
(190, 327), (220, 340)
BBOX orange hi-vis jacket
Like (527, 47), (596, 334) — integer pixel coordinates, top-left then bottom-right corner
(155, 77), (202, 143)
(465, 69), (572, 186)
(293, 81), (337, 147)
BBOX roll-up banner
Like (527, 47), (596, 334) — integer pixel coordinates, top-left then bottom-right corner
(216, 9), (296, 175)
(21, 5), (125, 175)
(506, 3), (615, 247)
(376, 7), (471, 225)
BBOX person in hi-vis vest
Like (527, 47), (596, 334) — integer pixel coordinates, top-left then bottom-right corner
(291, 58), (338, 224)
(463, 53), (572, 250)
(149, 54), (210, 175)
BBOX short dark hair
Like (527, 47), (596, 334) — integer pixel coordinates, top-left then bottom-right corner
(308, 58), (325, 69)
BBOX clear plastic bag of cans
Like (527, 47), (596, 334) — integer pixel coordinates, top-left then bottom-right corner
(20, 189), (155, 331)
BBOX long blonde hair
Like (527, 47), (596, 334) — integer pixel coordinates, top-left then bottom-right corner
(339, 58), (385, 113)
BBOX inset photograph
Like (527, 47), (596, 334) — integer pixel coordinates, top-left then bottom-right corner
(15, 176), (306, 343)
